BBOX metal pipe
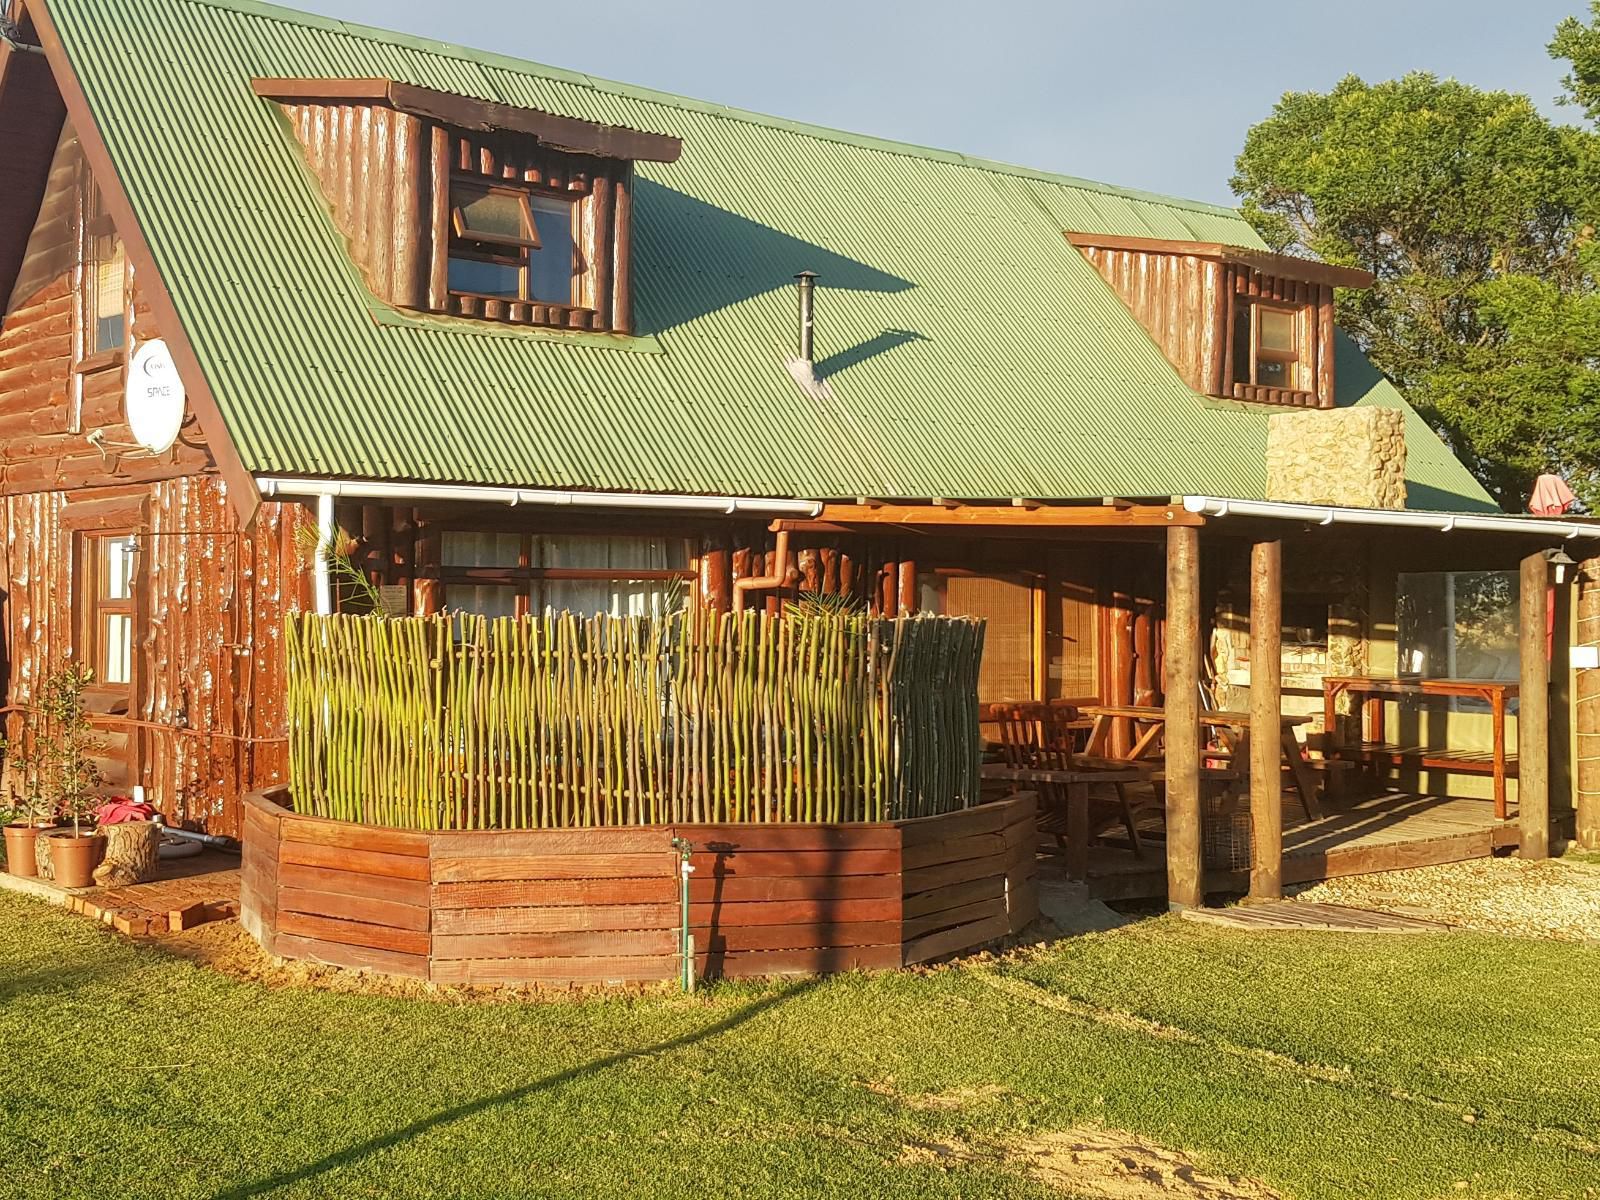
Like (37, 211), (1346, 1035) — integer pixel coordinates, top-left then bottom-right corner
(1182, 495), (1600, 540)
(313, 491), (335, 615)
(670, 836), (695, 992)
(795, 271), (818, 362)
(255, 476), (823, 519)
(733, 529), (794, 613)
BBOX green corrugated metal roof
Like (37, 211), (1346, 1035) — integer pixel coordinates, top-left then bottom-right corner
(46, 0), (1496, 511)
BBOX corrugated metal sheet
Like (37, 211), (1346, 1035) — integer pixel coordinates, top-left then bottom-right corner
(46, 0), (1495, 511)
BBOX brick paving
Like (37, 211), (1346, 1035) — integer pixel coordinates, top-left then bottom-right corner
(7, 849), (241, 937)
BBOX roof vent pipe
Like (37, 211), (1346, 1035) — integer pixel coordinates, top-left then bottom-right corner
(795, 271), (818, 362)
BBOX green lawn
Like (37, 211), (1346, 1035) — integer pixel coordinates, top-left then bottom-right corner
(2, 891), (1598, 1199)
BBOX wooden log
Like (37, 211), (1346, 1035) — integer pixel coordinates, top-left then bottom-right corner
(428, 124), (451, 311)
(1520, 550), (1550, 859)
(612, 165), (632, 334)
(1165, 525), (1203, 908)
(1248, 539), (1283, 901)
(591, 171), (613, 329)
(896, 558), (916, 615)
(1316, 286), (1335, 406)
(92, 821), (160, 887)
(698, 536), (731, 613)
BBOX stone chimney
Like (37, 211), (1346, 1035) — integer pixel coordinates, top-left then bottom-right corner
(1265, 408), (1407, 510)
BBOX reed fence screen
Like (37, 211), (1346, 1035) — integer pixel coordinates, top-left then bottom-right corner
(284, 610), (986, 829)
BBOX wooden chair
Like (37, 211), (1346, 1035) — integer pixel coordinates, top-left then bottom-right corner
(993, 702), (1150, 858)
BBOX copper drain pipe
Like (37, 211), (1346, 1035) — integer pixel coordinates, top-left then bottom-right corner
(732, 530), (795, 613)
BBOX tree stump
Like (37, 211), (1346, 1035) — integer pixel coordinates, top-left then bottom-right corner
(94, 821), (160, 887)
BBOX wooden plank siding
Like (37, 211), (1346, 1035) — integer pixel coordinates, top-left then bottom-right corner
(238, 790), (1039, 985)
(0, 117), (316, 839)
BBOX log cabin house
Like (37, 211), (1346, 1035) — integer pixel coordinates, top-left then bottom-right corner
(4, 0), (1600, 912)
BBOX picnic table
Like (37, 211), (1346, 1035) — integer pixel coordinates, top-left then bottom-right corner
(1322, 677), (1519, 818)
(980, 760), (1156, 881)
(1079, 703), (1322, 819)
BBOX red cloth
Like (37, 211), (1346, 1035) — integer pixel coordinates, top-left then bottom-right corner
(92, 797), (156, 825)
(1529, 473), (1575, 515)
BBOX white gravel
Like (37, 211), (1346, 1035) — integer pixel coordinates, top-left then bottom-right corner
(1293, 853), (1600, 942)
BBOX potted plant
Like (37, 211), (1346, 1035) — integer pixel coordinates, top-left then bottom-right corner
(40, 666), (105, 888)
(1, 732), (56, 879)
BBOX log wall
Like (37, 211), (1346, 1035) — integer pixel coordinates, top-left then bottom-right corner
(1077, 244), (1336, 409)
(240, 788), (1037, 985)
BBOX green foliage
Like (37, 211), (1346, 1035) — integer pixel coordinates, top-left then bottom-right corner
(294, 522), (384, 612)
(1552, 2), (1600, 123)
(35, 665), (102, 835)
(1232, 58), (1600, 510)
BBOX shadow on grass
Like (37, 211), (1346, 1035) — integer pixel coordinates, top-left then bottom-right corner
(209, 979), (819, 1200)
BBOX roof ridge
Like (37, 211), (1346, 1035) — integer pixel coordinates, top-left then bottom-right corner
(175, 0), (1244, 221)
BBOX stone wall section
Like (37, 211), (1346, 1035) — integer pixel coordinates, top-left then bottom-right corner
(1266, 408), (1407, 510)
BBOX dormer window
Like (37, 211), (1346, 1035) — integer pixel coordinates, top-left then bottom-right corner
(254, 78), (681, 335)
(1067, 232), (1374, 410)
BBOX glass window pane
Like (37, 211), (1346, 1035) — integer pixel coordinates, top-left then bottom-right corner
(104, 538), (135, 600)
(447, 585), (520, 618)
(540, 535), (688, 571)
(454, 187), (530, 242)
(1397, 571), (1519, 682)
(527, 196), (575, 304)
(1231, 305), (1252, 384)
(103, 613), (132, 685)
(448, 256), (520, 299)
(540, 580), (678, 618)
(1257, 357), (1294, 388)
(89, 243), (125, 354)
(1258, 307), (1296, 354)
(442, 531), (523, 568)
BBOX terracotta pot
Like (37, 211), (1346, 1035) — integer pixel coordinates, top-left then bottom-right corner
(3, 823), (47, 878)
(47, 831), (104, 889)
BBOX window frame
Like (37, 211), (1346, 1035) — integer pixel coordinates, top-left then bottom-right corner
(1233, 299), (1303, 392)
(78, 531), (138, 692)
(445, 175), (584, 309)
(75, 174), (128, 379)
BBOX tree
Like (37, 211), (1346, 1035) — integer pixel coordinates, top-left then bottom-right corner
(1552, 2), (1600, 123)
(1232, 57), (1600, 510)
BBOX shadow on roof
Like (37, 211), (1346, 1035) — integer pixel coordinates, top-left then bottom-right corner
(630, 178), (914, 337)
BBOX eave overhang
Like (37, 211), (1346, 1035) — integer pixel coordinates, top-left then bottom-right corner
(251, 77), (683, 163)
(1065, 232), (1374, 291)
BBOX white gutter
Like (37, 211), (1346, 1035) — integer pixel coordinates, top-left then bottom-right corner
(256, 476), (823, 518)
(1182, 495), (1600, 540)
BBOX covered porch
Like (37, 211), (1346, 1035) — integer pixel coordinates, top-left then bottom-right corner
(783, 493), (1600, 906)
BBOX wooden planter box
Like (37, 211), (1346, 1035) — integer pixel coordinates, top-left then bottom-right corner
(239, 789), (1037, 985)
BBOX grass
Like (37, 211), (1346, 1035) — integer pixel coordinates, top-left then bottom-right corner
(2, 892), (1598, 1199)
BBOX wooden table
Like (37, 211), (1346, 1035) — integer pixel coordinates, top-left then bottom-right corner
(1322, 677), (1519, 818)
(1079, 704), (1322, 819)
(980, 761), (1156, 881)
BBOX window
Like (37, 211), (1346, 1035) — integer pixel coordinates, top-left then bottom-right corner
(448, 179), (580, 308)
(80, 180), (126, 361)
(440, 533), (693, 617)
(85, 535), (137, 687)
(1232, 301), (1300, 391)
(1397, 571), (1520, 685)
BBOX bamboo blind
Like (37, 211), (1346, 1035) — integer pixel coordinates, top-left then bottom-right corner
(284, 610), (986, 829)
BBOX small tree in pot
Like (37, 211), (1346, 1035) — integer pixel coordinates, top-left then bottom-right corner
(1, 732), (56, 878)
(40, 666), (106, 888)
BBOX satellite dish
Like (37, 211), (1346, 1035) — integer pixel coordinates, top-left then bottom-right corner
(124, 339), (186, 454)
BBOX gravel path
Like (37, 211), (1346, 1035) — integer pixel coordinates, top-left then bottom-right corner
(1293, 854), (1600, 942)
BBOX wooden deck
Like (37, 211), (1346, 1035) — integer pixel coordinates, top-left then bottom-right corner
(1074, 792), (1520, 901)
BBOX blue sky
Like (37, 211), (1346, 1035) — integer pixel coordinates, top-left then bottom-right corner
(299, 0), (1585, 207)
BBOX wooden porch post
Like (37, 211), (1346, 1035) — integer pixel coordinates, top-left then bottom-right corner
(1248, 539), (1283, 901)
(1165, 525), (1204, 908)
(1520, 550), (1551, 859)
